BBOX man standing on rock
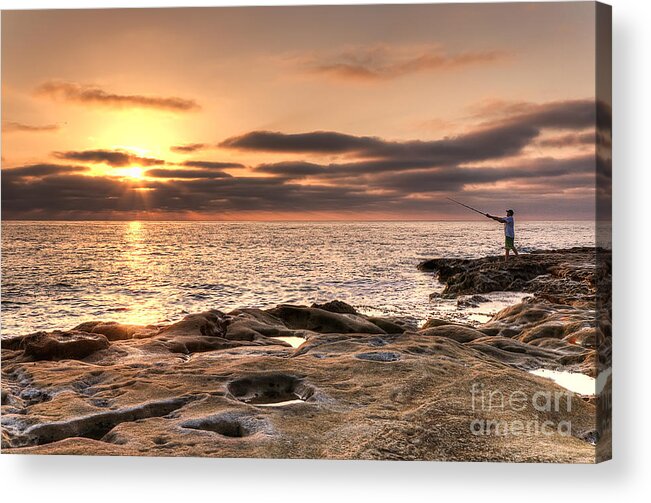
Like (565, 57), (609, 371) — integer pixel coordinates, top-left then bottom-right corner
(485, 209), (519, 263)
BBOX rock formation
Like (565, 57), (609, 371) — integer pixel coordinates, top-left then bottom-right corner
(1, 248), (611, 462)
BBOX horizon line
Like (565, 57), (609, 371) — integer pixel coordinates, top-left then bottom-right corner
(2, 218), (602, 223)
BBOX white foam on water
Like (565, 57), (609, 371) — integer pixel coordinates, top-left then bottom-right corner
(431, 291), (531, 326)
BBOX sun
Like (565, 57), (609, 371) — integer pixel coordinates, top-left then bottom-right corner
(91, 164), (147, 180)
(123, 166), (144, 179)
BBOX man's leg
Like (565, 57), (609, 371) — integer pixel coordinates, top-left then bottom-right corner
(505, 237), (516, 261)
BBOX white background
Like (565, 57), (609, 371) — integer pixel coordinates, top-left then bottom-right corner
(0, 0), (648, 500)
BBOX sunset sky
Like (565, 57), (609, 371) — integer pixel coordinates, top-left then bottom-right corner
(2, 3), (610, 220)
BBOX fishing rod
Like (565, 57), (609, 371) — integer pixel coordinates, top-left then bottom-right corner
(446, 197), (487, 216)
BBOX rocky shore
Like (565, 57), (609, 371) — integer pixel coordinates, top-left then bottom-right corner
(1, 248), (611, 462)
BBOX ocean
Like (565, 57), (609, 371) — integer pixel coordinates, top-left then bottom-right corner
(1, 221), (598, 336)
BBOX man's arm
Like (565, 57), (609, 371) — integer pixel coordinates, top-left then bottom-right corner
(485, 213), (506, 223)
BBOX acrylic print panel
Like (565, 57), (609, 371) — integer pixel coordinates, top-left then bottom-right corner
(1, 2), (611, 462)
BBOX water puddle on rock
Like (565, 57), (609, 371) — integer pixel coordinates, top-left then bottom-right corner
(529, 368), (612, 396)
(253, 399), (306, 408)
(228, 374), (314, 407)
(271, 336), (306, 348)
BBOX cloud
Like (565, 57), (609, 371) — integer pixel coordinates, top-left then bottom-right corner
(2, 154), (597, 219)
(35, 81), (200, 112)
(537, 132), (595, 148)
(144, 168), (232, 179)
(2, 121), (60, 133)
(3, 174), (141, 216)
(502, 100), (598, 131)
(170, 143), (209, 153)
(227, 100), (599, 169)
(256, 155), (595, 195)
(3, 98), (609, 220)
(256, 159), (437, 178)
(220, 130), (384, 154)
(302, 46), (508, 81)
(3, 163), (89, 178)
(2, 173), (385, 218)
(360, 155), (596, 194)
(54, 149), (166, 167)
(467, 99), (537, 119)
(181, 160), (244, 169)
(256, 161), (329, 177)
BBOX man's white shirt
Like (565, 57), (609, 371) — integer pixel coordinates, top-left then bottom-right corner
(504, 216), (515, 238)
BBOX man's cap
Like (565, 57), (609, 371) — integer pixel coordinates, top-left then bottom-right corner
(506, 209), (514, 214)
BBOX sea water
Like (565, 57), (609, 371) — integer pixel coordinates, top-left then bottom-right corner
(1, 221), (598, 336)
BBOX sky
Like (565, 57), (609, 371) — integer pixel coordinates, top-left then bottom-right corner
(1, 3), (611, 220)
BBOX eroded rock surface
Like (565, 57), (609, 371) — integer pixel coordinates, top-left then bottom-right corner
(3, 330), (110, 361)
(419, 247), (609, 307)
(419, 247), (611, 459)
(419, 247), (611, 376)
(1, 249), (610, 462)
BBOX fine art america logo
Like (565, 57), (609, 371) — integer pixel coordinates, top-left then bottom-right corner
(470, 383), (573, 437)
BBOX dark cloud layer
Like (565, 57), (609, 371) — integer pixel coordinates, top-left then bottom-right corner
(2, 155), (600, 218)
(537, 132), (595, 148)
(3, 163), (89, 178)
(35, 81), (200, 112)
(361, 155), (596, 194)
(2, 173), (382, 217)
(220, 131), (384, 154)
(144, 168), (232, 179)
(224, 100), (598, 169)
(181, 160), (244, 169)
(255, 155), (596, 194)
(256, 161), (330, 176)
(54, 149), (165, 167)
(3, 99), (610, 219)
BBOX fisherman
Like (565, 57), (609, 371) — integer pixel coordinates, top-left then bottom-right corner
(485, 209), (519, 262)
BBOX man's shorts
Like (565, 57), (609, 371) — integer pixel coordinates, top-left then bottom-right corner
(505, 236), (515, 250)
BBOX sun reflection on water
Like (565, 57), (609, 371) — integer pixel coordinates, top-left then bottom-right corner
(114, 221), (166, 326)
(125, 221), (145, 262)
